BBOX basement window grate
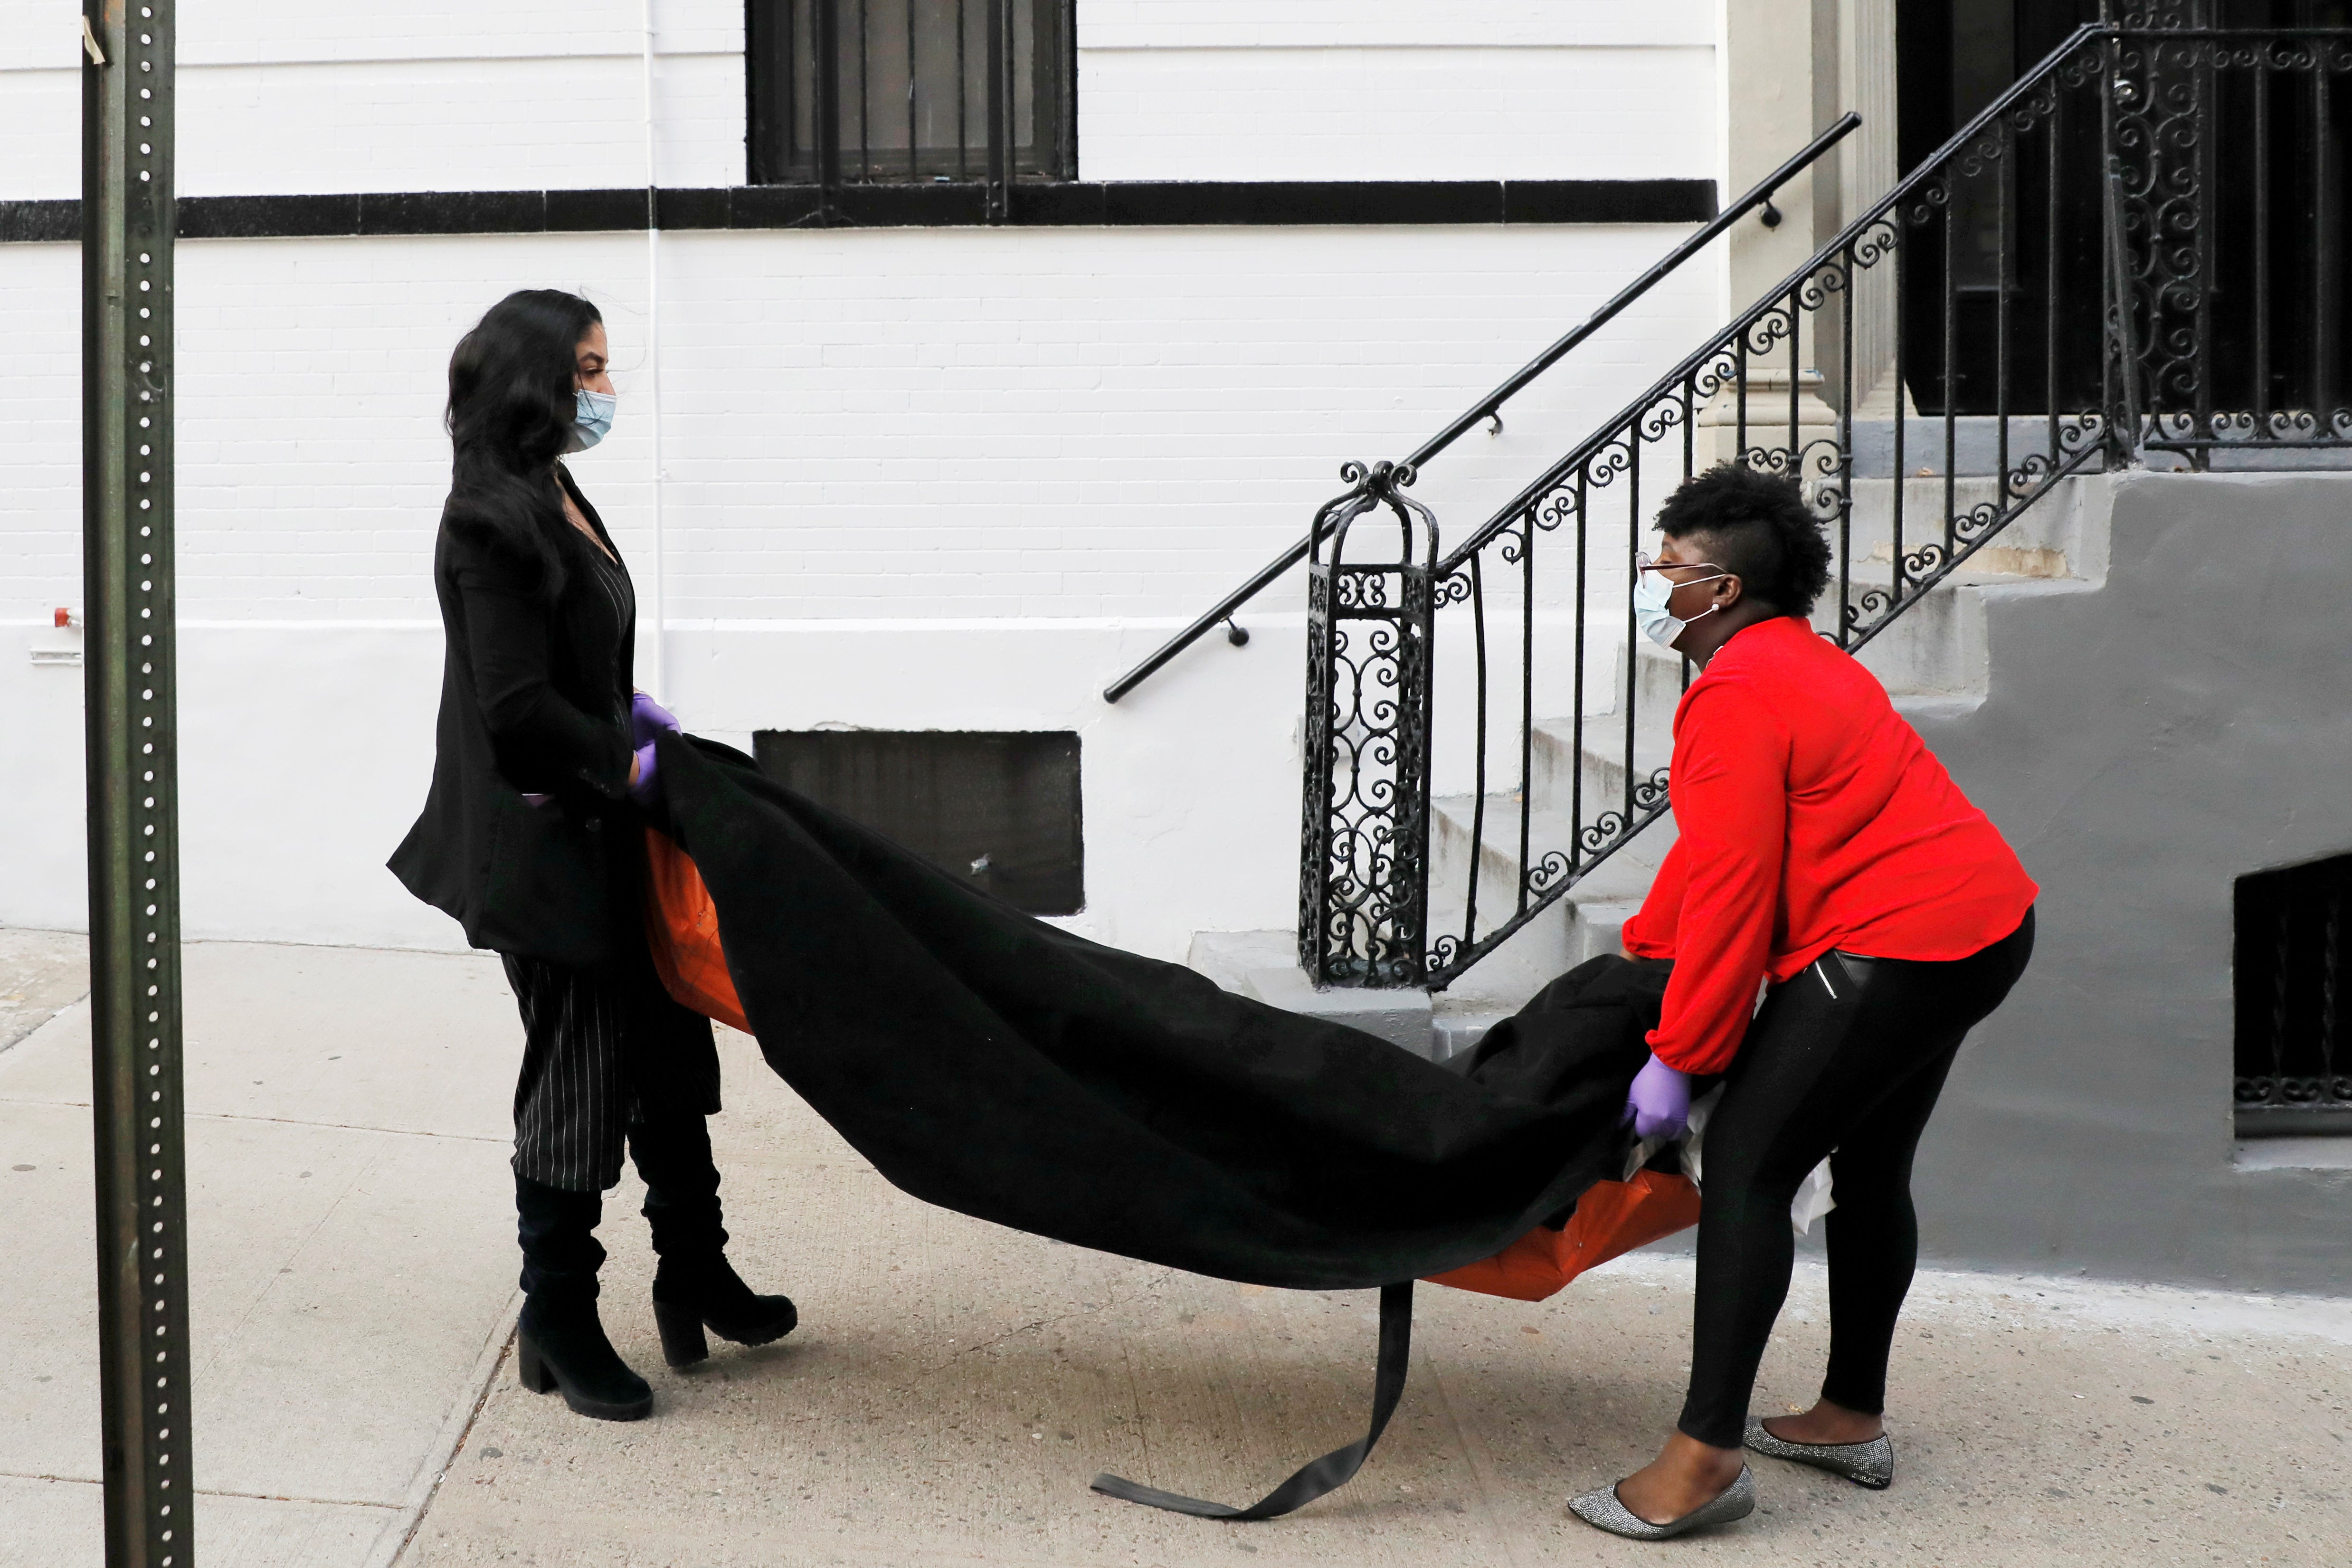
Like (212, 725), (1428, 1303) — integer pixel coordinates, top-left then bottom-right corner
(2234, 851), (2352, 1137)
(753, 730), (1083, 916)
(747, 0), (1076, 187)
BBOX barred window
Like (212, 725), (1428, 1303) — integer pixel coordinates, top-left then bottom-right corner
(2235, 852), (2352, 1137)
(747, 0), (1075, 185)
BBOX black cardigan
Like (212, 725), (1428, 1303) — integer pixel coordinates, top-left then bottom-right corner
(389, 468), (641, 965)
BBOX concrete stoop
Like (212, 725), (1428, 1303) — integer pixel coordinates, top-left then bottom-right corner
(1189, 475), (2116, 1044)
(1184, 928), (1439, 1056)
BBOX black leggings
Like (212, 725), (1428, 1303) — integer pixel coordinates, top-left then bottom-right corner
(1676, 909), (2034, 1449)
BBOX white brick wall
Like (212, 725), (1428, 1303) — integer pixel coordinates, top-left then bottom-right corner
(0, 1), (1718, 198)
(0, 0), (745, 199)
(1078, 1), (1713, 49)
(1077, 47), (1713, 183)
(1, 225), (1713, 627)
(0, 0), (1728, 957)
(1077, 1), (1715, 182)
(1, 220), (1699, 953)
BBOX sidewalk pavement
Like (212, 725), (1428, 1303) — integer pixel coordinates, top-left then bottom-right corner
(5, 933), (2348, 1567)
(2, 931), (521, 1567)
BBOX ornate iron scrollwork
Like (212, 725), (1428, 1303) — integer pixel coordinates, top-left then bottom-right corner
(1298, 461), (1441, 988)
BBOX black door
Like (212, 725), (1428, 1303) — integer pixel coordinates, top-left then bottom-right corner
(1895, 0), (2107, 417)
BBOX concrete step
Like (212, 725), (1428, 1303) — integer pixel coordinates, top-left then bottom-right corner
(1184, 929), (1438, 1058)
(1188, 923), (1528, 1062)
(1529, 716), (1676, 823)
(1847, 416), (2111, 480)
(1430, 796), (1671, 924)
(1838, 472), (2108, 583)
(1824, 562), (2105, 699)
(1186, 795), (1678, 1059)
(1424, 792), (1675, 1018)
(1199, 475), (2116, 1034)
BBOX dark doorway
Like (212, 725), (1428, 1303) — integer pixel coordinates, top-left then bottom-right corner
(1894, 1), (2107, 416)
(754, 730), (1084, 915)
(1895, 1), (2352, 420)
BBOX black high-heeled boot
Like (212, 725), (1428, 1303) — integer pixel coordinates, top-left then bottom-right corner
(514, 1176), (653, 1421)
(631, 1116), (798, 1368)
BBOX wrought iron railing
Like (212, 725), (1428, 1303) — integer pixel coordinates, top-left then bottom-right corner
(1294, 19), (2352, 990)
(2117, 24), (2352, 455)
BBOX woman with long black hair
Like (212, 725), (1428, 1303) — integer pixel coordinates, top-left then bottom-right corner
(390, 289), (796, 1423)
(1567, 465), (2038, 1540)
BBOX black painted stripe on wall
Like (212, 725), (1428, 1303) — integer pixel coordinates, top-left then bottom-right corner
(0, 179), (1715, 244)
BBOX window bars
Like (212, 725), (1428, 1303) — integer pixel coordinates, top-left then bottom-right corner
(81, 2), (195, 1564)
(1288, 19), (2352, 990)
(746, 0), (1075, 219)
(2236, 853), (2352, 1136)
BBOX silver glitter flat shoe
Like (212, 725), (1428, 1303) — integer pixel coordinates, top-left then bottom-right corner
(1567, 1464), (1755, 1541)
(1743, 1418), (1895, 1489)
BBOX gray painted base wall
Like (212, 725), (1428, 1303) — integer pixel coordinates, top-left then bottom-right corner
(1912, 470), (2352, 1294)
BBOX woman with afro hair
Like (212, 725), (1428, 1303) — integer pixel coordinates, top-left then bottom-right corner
(1568, 465), (2038, 1541)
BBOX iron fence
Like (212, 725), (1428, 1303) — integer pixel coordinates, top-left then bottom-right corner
(2118, 25), (2352, 453)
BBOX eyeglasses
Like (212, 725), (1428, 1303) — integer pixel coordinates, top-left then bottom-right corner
(1634, 551), (1726, 577)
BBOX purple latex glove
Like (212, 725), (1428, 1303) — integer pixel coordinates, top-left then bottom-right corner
(626, 741), (660, 806)
(1623, 1054), (1692, 1142)
(631, 690), (682, 747)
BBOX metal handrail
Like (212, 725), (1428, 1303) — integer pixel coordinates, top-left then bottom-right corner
(1100, 111), (1862, 704)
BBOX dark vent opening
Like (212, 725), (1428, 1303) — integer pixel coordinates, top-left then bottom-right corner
(753, 730), (1083, 916)
(2234, 850), (2352, 1137)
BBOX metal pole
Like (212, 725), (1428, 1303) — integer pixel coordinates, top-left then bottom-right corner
(81, 3), (195, 1564)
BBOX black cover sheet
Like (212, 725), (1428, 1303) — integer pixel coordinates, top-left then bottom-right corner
(660, 733), (1666, 1292)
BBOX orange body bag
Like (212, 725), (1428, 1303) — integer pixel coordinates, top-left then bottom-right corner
(644, 827), (752, 1034)
(1421, 1167), (1700, 1300)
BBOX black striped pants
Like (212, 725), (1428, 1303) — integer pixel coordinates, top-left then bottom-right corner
(502, 927), (721, 1193)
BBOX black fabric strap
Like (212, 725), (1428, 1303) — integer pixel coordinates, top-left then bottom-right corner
(1091, 1281), (1413, 1521)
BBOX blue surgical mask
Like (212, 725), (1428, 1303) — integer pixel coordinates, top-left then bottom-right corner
(567, 388), (616, 453)
(1632, 558), (1726, 650)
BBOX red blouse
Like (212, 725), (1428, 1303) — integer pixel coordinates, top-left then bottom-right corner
(1618, 615), (2038, 1074)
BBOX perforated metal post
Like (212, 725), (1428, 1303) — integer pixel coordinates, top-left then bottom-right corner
(81, 3), (194, 1564)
